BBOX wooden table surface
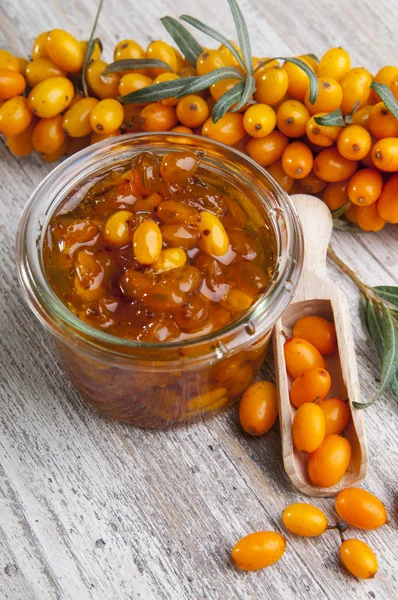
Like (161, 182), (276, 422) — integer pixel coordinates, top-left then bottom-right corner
(1, 1), (398, 598)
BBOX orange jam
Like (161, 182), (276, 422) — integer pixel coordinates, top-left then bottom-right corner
(43, 150), (276, 343)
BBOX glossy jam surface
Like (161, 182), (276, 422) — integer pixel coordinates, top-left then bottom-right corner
(43, 150), (276, 344)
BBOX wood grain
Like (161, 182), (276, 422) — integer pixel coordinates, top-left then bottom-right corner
(1, 1), (398, 599)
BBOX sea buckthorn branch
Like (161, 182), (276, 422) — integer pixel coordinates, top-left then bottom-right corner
(81, 0), (103, 96)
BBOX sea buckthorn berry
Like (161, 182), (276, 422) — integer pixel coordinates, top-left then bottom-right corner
(46, 29), (84, 73)
(368, 102), (398, 138)
(81, 39), (101, 62)
(340, 539), (378, 579)
(176, 94), (209, 128)
(86, 60), (120, 99)
(348, 169), (383, 206)
(210, 78), (241, 103)
(284, 337), (326, 379)
(174, 294), (209, 329)
(198, 211), (229, 256)
(253, 58), (280, 80)
(40, 140), (67, 162)
(66, 135), (90, 156)
(355, 201), (386, 231)
(308, 434), (352, 487)
(118, 73), (154, 98)
(139, 102), (178, 132)
(290, 367), (331, 407)
(131, 151), (161, 195)
(378, 174), (398, 223)
(146, 40), (177, 77)
(32, 115), (66, 155)
(337, 124), (371, 160)
(63, 97), (98, 138)
(120, 269), (153, 299)
(6, 121), (35, 157)
(31, 32), (49, 60)
(196, 49), (225, 76)
(186, 386), (228, 412)
(152, 247), (187, 273)
(156, 200), (199, 224)
(153, 72), (180, 106)
(144, 282), (186, 310)
(25, 58), (66, 87)
(163, 265), (202, 293)
(243, 104), (276, 138)
(16, 57), (29, 75)
(371, 65), (398, 101)
(292, 402), (326, 452)
(0, 96), (32, 137)
(276, 100), (310, 138)
(306, 113), (342, 147)
(390, 74), (398, 101)
(318, 398), (350, 435)
(231, 531), (286, 571)
(131, 192), (162, 213)
(218, 41), (243, 71)
(179, 65), (197, 78)
(314, 147), (358, 182)
(351, 105), (373, 130)
(171, 125), (193, 134)
(323, 180), (349, 211)
(283, 56), (315, 101)
(89, 99), (124, 134)
(246, 131), (288, 167)
(28, 77), (74, 118)
(304, 77), (343, 115)
(114, 39), (146, 74)
(293, 315), (337, 354)
(104, 210), (133, 246)
(74, 249), (107, 302)
(282, 503), (328, 537)
(162, 224), (199, 249)
(345, 202), (358, 223)
(202, 112), (245, 146)
(266, 160), (294, 193)
(0, 69), (25, 99)
(371, 137), (398, 172)
(133, 220), (162, 265)
(160, 150), (199, 183)
(254, 66), (289, 106)
(335, 488), (387, 530)
(0, 49), (19, 71)
(90, 128), (121, 145)
(340, 67), (372, 115)
(299, 171), (327, 194)
(239, 381), (278, 436)
(281, 141), (313, 179)
(317, 48), (351, 82)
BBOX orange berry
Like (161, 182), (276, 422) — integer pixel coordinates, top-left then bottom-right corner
(281, 141), (313, 179)
(290, 367), (331, 408)
(299, 171), (327, 194)
(246, 131), (288, 166)
(25, 58), (66, 87)
(231, 531), (286, 571)
(46, 29), (84, 73)
(314, 147), (358, 182)
(308, 434), (352, 487)
(340, 68), (372, 115)
(345, 202), (357, 223)
(146, 40), (177, 76)
(317, 48), (351, 82)
(318, 398), (350, 436)
(355, 202), (386, 231)
(276, 100), (310, 137)
(368, 102), (398, 138)
(371, 65), (398, 101)
(114, 39), (147, 75)
(86, 60), (120, 99)
(323, 180), (349, 211)
(335, 488), (387, 530)
(243, 104), (276, 138)
(348, 168), (383, 206)
(283, 56), (316, 101)
(253, 58), (280, 80)
(153, 72), (180, 106)
(177, 94), (209, 128)
(218, 41), (243, 72)
(196, 49), (225, 76)
(293, 315), (337, 354)
(202, 112), (245, 146)
(266, 160), (294, 193)
(304, 77), (343, 115)
(0, 69), (26, 99)
(139, 103), (178, 131)
(210, 78), (241, 102)
(284, 337), (326, 379)
(6, 121), (35, 157)
(377, 174), (398, 223)
(371, 137), (398, 172)
(340, 539), (378, 579)
(31, 32), (50, 60)
(0, 50), (20, 72)
(292, 403), (326, 452)
(0, 96), (32, 137)
(118, 73), (154, 99)
(306, 113), (342, 147)
(337, 124), (371, 160)
(239, 381), (278, 436)
(170, 125), (193, 134)
(254, 66), (289, 106)
(351, 105), (373, 130)
(32, 115), (66, 154)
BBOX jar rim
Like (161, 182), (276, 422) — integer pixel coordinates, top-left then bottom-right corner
(16, 132), (303, 361)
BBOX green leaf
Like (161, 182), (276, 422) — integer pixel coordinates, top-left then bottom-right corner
(332, 218), (362, 233)
(375, 304), (398, 401)
(174, 66), (243, 99)
(370, 82), (398, 120)
(103, 59), (173, 74)
(212, 80), (245, 122)
(331, 199), (349, 220)
(372, 286), (398, 308)
(161, 16), (203, 67)
(360, 295), (369, 329)
(232, 74), (255, 111)
(314, 109), (345, 127)
(180, 15), (245, 70)
(118, 76), (196, 104)
(227, 0), (252, 74)
(82, 0), (104, 97)
(367, 301), (385, 360)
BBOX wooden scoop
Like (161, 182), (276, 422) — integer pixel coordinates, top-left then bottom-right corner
(272, 193), (368, 497)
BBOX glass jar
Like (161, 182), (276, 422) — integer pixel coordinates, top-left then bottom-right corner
(16, 133), (303, 428)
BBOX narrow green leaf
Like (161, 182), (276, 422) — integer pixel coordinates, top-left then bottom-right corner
(332, 218), (362, 233)
(227, 0), (252, 74)
(161, 16), (203, 67)
(370, 82), (398, 120)
(118, 76), (196, 104)
(367, 301), (385, 360)
(314, 109), (345, 127)
(82, 0), (104, 97)
(180, 15), (245, 69)
(212, 81), (245, 122)
(375, 304), (398, 401)
(390, 377), (398, 399)
(331, 199), (349, 220)
(103, 59), (173, 74)
(174, 66), (243, 99)
(372, 286), (398, 308)
(360, 295), (369, 329)
(232, 75), (255, 111)
(252, 57), (278, 74)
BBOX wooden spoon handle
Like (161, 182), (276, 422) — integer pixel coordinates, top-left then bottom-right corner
(291, 194), (333, 279)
